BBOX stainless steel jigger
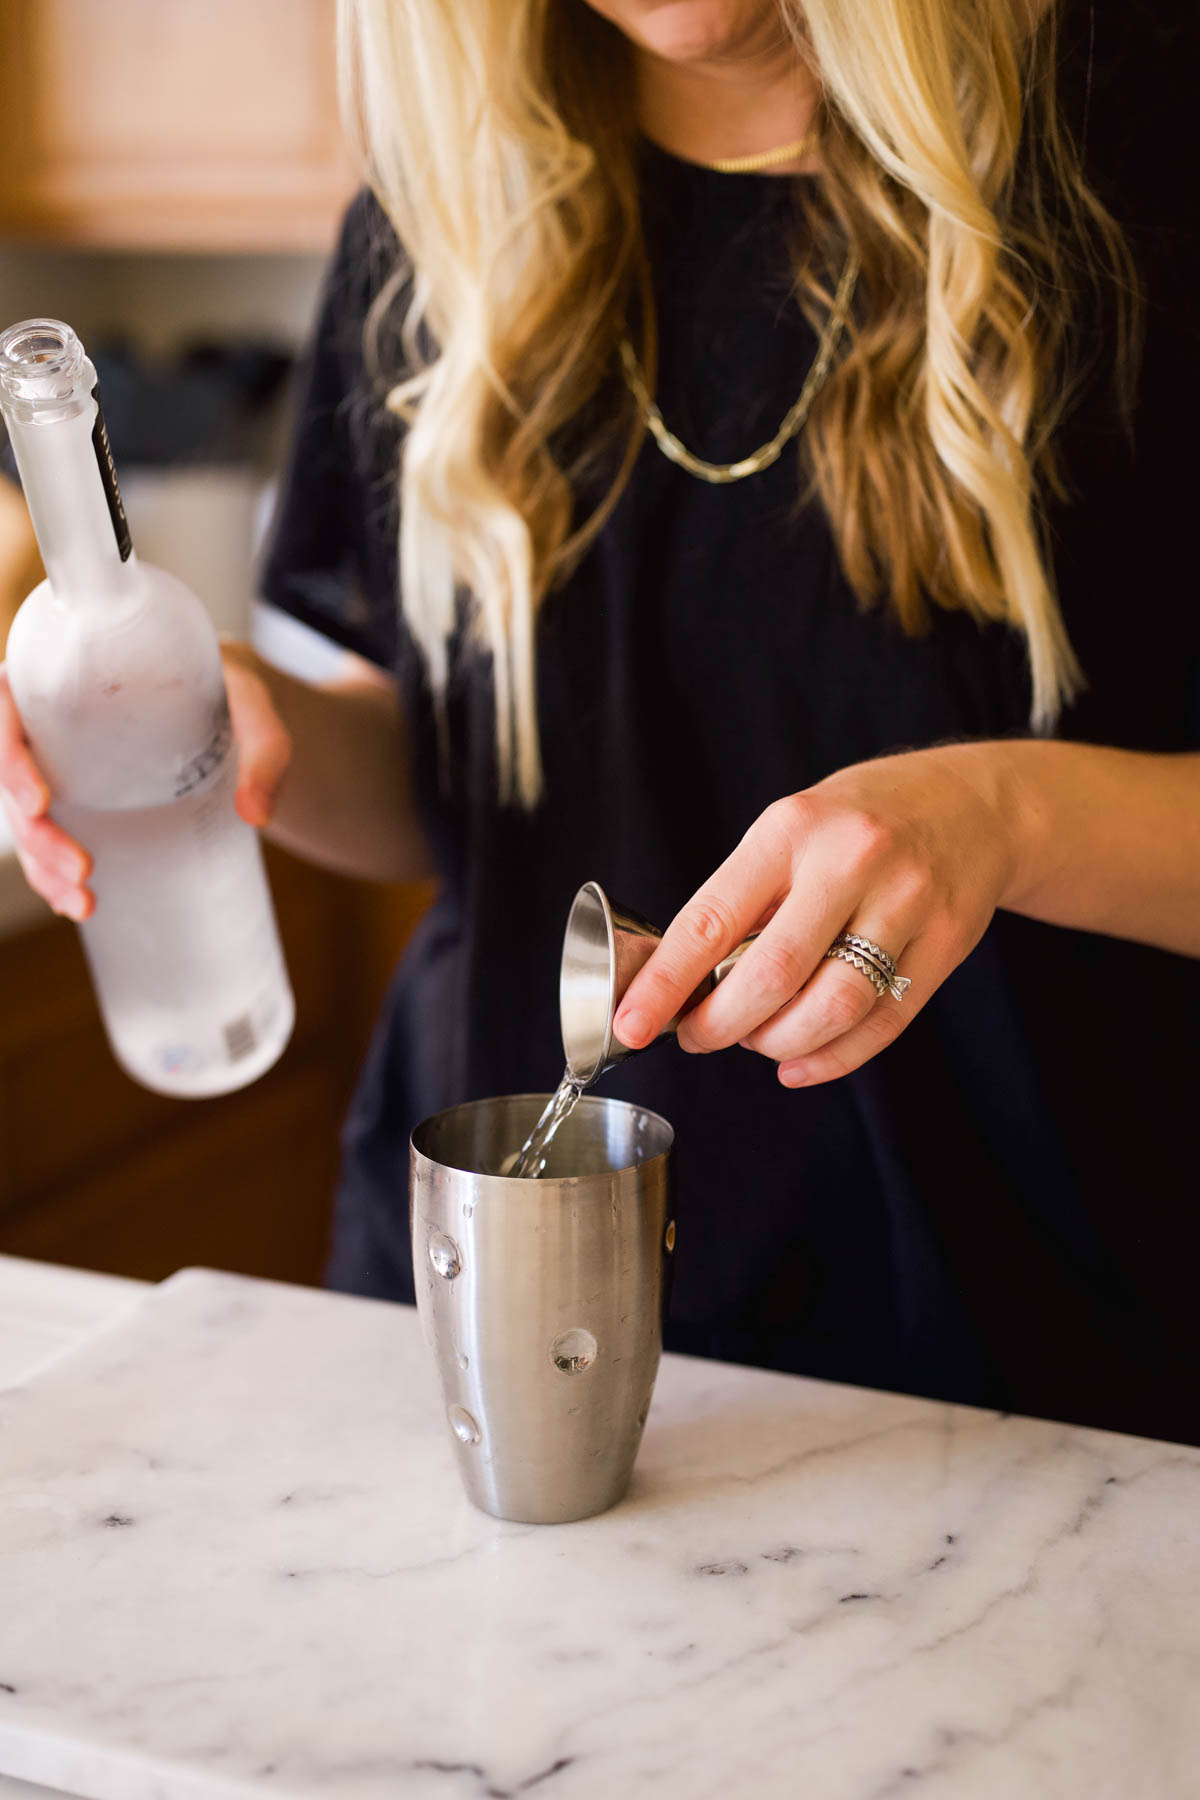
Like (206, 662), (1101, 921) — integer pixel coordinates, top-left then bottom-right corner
(411, 1094), (674, 1524)
(560, 879), (756, 1086)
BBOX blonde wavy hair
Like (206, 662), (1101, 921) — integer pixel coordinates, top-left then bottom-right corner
(339, 0), (1134, 805)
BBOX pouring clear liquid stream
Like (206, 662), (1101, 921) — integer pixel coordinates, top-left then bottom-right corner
(510, 1071), (586, 1178)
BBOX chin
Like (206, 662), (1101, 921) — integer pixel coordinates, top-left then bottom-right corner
(584, 0), (781, 63)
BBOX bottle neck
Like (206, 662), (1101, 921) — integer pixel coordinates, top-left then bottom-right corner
(0, 322), (137, 602)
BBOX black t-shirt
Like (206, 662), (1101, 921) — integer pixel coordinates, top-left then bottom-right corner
(262, 23), (1199, 1443)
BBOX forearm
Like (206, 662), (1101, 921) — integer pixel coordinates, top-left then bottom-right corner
(953, 739), (1200, 956)
(234, 645), (434, 886)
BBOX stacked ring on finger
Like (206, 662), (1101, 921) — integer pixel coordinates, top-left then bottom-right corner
(824, 943), (890, 999)
(840, 933), (899, 983)
(824, 931), (912, 1002)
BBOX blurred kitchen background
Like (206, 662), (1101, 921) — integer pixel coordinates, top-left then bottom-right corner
(0, 0), (431, 1285)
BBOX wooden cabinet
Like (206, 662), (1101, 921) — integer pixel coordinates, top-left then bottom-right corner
(0, 852), (432, 1285)
(0, 0), (354, 251)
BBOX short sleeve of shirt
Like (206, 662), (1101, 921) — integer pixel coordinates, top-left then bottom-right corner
(259, 189), (408, 671)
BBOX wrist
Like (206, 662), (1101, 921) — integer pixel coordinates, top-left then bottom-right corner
(933, 738), (1055, 911)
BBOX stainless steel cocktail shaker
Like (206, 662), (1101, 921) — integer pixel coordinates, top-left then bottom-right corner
(411, 1093), (674, 1524)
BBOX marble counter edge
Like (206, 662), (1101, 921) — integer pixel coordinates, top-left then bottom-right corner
(0, 1259), (152, 1798)
(0, 1256), (148, 1389)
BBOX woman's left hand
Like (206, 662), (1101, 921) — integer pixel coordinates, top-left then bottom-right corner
(612, 744), (1026, 1087)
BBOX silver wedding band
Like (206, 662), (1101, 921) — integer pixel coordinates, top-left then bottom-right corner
(824, 931), (911, 1002)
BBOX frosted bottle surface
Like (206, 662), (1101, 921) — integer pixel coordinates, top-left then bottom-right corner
(0, 317), (293, 1096)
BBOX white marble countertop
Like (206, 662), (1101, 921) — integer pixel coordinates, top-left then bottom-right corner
(1, 1260), (1199, 1800)
(0, 1254), (145, 1390)
(0, 1256), (148, 1800)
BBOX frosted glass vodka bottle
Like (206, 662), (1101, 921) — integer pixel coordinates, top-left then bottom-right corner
(0, 318), (294, 1097)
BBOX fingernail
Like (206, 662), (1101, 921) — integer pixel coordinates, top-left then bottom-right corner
(63, 891), (89, 922)
(615, 1008), (646, 1046)
(18, 781), (44, 817)
(55, 852), (85, 884)
(779, 1063), (810, 1088)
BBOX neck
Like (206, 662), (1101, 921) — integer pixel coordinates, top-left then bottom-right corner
(633, 31), (821, 174)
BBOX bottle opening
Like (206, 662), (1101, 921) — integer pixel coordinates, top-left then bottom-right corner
(0, 318), (85, 407)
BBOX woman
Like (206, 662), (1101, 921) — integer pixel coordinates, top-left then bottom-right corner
(3, 1), (1197, 1440)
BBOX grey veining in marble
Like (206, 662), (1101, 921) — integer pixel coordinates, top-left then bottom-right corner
(1, 1266), (1199, 1800)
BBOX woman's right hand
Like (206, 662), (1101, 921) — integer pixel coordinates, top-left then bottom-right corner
(0, 640), (294, 921)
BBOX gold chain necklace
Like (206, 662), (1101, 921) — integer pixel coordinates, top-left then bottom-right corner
(706, 132), (816, 174)
(619, 249), (860, 486)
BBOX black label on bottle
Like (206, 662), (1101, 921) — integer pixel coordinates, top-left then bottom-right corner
(90, 382), (133, 562)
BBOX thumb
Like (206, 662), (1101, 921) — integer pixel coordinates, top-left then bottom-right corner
(223, 657), (292, 828)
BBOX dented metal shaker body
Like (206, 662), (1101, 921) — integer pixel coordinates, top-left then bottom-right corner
(410, 1093), (675, 1524)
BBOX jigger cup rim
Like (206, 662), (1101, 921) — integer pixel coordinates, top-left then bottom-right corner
(560, 880), (662, 1088)
(560, 879), (760, 1089)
